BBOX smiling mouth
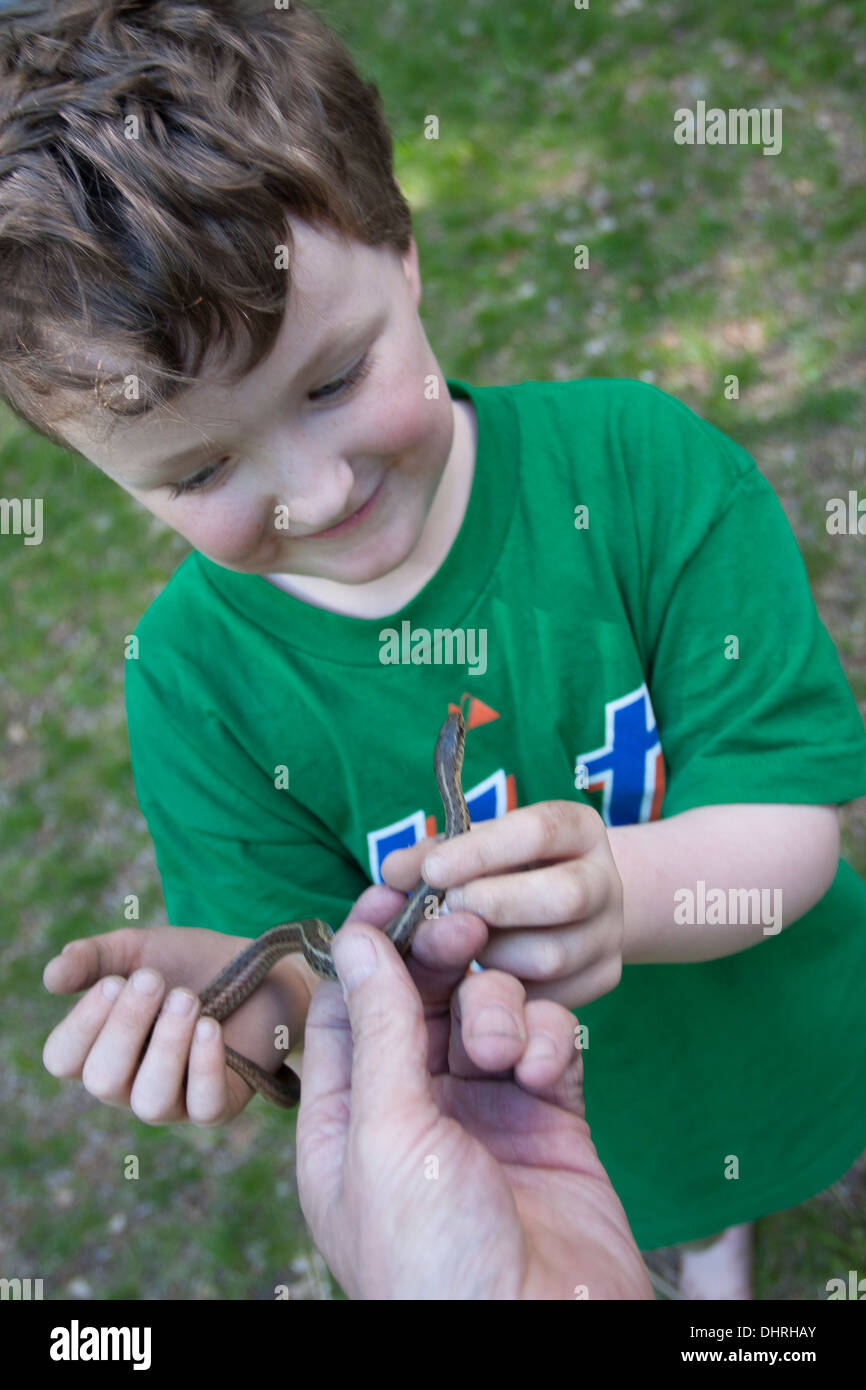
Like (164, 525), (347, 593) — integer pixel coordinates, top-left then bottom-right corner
(304, 475), (386, 539)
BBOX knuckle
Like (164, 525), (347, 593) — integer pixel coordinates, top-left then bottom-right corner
(111, 927), (144, 950)
(580, 801), (605, 833)
(477, 880), (504, 920)
(469, 831), (498, 877)
(535, 800), (569, 847)
(95, 929), (142, 974)
(565, 866), (588, 917)
(539, 936), (569, 977)
(122, 989), (163, 1028)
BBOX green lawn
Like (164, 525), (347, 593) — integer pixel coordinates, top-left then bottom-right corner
(2, 0), (864, 1300)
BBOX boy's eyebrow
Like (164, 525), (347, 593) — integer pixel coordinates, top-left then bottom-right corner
(134, 316), (370, 478)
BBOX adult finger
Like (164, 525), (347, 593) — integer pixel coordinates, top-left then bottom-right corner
(340, 882), (489, 1012)
(304, 922), (437, 1132)
(447, 968), (529, 1080)
(449, 976), (586, 1117)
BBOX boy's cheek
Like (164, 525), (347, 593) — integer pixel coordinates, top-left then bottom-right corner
(365, 358), (452, 463)
(145, 495), (266, 567)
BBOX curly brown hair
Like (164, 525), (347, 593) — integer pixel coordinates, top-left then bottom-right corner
(0, 0), (413, 446)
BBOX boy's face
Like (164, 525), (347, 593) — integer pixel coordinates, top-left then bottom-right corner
(56, 219), (461, 587)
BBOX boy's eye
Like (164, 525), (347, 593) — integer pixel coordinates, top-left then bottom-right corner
(309, 350), (373, 402)
(168, 351), (374, 498)
(169, 458), (230, 498)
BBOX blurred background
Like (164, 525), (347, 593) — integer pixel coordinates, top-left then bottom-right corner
(1, 0), (864, 1299)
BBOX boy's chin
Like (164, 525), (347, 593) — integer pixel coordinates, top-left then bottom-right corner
(295, 525), (423, 583)
(283, 548), (406, 585)
(201, 515), (422, 583)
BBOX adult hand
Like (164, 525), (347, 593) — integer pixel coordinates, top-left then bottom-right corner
(296, 885), (652, 1301)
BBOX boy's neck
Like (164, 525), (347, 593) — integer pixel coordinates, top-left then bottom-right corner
(263, 397), (477, 620)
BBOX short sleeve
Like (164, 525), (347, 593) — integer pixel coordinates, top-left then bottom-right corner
(616, 383), (866, 816)
(124, 646), (366, 936)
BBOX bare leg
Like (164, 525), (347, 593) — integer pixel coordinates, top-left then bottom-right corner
(678, 1222), (754, 1299)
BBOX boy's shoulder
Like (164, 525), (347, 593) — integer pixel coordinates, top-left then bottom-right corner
(502, 374), (744, 437)
(494, 373), (687, 405)
(128, 552), (216, 675)
(492, 374), (757, 493)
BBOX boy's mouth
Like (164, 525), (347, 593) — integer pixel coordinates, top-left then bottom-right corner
(304, 474), (386, 539)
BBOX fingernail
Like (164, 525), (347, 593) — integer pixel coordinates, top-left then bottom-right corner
(101, 977), (123, 1001)
(526, 1035), (556, 1061)
(445, 887), (464, 910)
(195, 1018), (217, 1042)
(132, 969), (161, 995)
(166, 989), (196, 1017)
(472, 1006), (521, 1040)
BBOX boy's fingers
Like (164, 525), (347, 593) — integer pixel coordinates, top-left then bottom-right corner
(128, 988), (202, 1124)
(79, 969), (168, 1102)
(420, 803), (603, 887)
(380, 835), (444, 893)
(43, 974), (128, 1078)
(186, 1017), (242, 1126)
(43, 930), (145, 995)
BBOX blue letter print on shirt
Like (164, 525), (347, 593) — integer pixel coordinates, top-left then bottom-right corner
(366, 768), (508, 885)
(575, 681), (665, 827)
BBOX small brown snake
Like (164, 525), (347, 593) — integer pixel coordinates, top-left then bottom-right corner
(195, 707), (471, 1108)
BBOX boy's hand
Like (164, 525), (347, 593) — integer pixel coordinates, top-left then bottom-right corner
(42, 926), (311, 1126)
(382, 802), (624, 1010)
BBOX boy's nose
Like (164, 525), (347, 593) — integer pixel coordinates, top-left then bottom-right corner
(267, 458), (359, 535)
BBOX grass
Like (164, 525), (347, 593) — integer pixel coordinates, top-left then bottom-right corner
(2, 0), (865, 1301)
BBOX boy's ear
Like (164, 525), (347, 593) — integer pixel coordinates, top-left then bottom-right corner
(402, 236), (422, 308)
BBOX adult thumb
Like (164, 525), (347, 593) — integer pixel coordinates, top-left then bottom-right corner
(329, 922), (434, 1125)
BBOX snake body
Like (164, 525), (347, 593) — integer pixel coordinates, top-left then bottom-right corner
(197, 708), (470, 1108)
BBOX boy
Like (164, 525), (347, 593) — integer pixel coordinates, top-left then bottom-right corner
(6, 0), (866, 1300)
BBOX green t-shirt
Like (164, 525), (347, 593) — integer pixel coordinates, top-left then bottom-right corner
(125, 376), (866, 1250)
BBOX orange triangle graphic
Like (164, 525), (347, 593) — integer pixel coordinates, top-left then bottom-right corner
(449, 693), (499, 729)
